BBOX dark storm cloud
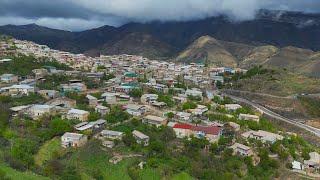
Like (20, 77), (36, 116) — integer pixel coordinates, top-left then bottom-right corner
(0, 0), (320, 31)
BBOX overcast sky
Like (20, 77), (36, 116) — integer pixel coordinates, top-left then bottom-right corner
(0, 0), (319, 31)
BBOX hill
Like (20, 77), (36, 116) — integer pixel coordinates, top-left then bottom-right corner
(0, 10), (320, 59)
(176, 36), (238, 67)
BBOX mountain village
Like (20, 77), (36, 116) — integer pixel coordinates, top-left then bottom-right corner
(0, 36), (320, 179)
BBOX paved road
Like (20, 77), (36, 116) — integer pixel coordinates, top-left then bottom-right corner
(222, 93), (320, 137)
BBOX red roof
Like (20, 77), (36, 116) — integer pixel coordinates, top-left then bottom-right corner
(173, 123), (221, 135)
(191, 126), (221, 135)
(173, 123), (192, 129)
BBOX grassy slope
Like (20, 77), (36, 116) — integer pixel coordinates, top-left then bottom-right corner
(0, 163), (49, 180)
(232, 69), (320, 96)
(34, 137), (64, 167)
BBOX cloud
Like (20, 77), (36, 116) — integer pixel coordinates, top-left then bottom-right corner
(0, 0), (320, 31)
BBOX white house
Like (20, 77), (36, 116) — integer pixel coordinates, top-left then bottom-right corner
(185, 88), (203, 99)
(142, 115), (167, 127)
(0, 74), (18, 83)
(95, 105), (110, 116)
(125, 104), (147, 116)
(239, 114), (260, 122)
(100, 130), (124, 140)
(132, 130), (149, 146)
(141, 94), (158, 104)
(242, 130), (284, 144)
(225, 104), (242, 111)
(28, 104), (55, 119)
(230, 143), (253, 156)
(61, 132), (87, 148)
(66, 109), (90, 121)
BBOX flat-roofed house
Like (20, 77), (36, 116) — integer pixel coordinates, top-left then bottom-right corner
(100, 130), (124, 140)
(142, 115), (167, 127)
(185, 88), (203, 100)
(28, 104), (55, 119)
(141, 94), (158, 104)
(95, 105), (110, 116)
(66, 109), (89, 121)
(225, 104), (242, 111)
(230, 143), (253, 156)
(125, 104), (147, 116)
(304, 152), (320, 169)
(86, 94), (98, 107)
(0, 84), (35, 96)
(228, 122), (240, 131)
(61, 132), (87, 148)
(101, 92), (117, 104)
(74, 119), (106, 132)
(239, 114), (260, 122)
(61, 83), (87, 93)
(175, 112), (192, 122)
(132, 130), (149, 146)
(242, 130), (283, 144)
(45, 97), (76, 108)
(38, 90), (59, 99)
(0, 74), (18, 83)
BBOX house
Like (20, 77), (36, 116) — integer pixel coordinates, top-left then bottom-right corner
(86, 94), (98, 107)
(175, 112), (192, 122)
(141, 94), (158, 104)
(242, 130), (284, 144)
(101, 92), (117, 104)
(142, 115), (167, 127)
(292, 161), (304, 170)
(66, 109), (90, 121)
(74, 119), (106, 132)
(45, 97), (76, 108)
(172, 123), (193, 138)
(192, 125), (222, 142)
(95, 105), (110, 116)
(151, 101), (167, 108)
(0, 74), (18, 83)
(28, 104), (55, 119)
(0, 84), (35, 96)
(185, 88), (203, 100)
(230, 143), (253, 156)
(211, 75), (224, 84)
(132, 130), (149, 146)
(239, 114), (260, 122)
(102, 140), (115, 148)
(32, 68), (48, 79)
(304, 152), (320, 169)
(61, 83), (87, 93)
(189, 105), (208, 115)
(61, 132), (87, 148)
(125, 104), (147, 116)
(100, 130), (124, 140)
(228, 122), (240, 131)
(225, 104), (242, 111)
(173, 123), (222, 142)
(38, 90), (59, 99)
(10, 105), (31, 117)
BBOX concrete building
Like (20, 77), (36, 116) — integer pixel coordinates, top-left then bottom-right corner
(66, 109), (89, 121)
(61, 132), (87, 148)
(132, 130), (149, 146)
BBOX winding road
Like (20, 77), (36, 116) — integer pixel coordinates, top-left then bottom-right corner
(222, 92), (320, 137)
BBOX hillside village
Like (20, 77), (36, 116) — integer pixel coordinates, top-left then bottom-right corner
(0, 36), (320, 179)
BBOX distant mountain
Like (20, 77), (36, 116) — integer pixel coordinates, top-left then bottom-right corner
(97, 32), (176, 58)
(0, 9), (320, 59)
(176, 36), (238, 67)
